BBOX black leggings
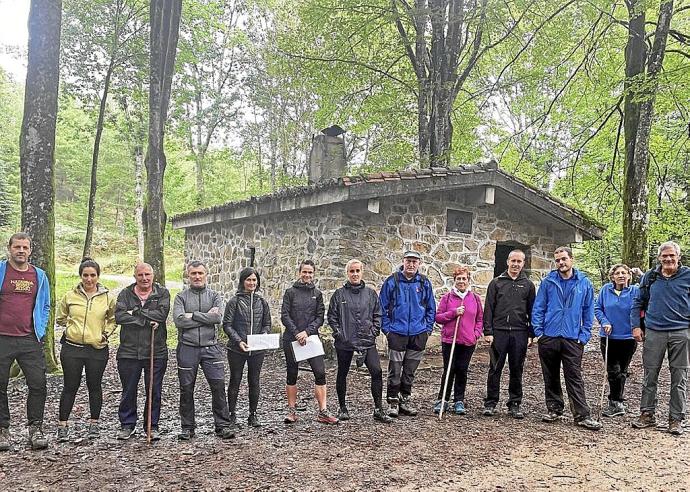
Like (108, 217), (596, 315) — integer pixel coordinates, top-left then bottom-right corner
(227, 350), (265, 415)
(335, 347), (383, 409)
(59, 344), (108, 421)
(283, 338), (326, 386)
(437, 342), (475, 402)
(600, 337), (637, 402)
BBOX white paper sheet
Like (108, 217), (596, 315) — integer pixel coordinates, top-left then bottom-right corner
(246, 333), (280, 351)
(291, 335), (325, 362)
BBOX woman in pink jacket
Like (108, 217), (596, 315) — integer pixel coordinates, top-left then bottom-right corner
(433, 266), (484, 415)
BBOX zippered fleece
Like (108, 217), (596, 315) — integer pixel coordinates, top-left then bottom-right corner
(173, 286), (224, 347)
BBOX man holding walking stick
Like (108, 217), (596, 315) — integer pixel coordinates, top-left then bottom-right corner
(115, 263), (170, 441)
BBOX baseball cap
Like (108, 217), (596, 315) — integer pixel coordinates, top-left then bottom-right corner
(403, 250), (421, 260)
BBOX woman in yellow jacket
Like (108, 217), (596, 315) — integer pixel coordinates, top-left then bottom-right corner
(56, 258), (116, 441)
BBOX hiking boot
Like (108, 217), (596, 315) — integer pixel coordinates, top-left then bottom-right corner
(602, 401), (625, 418)
(56, 426), (69, 443)
(247, 413), (262, 428)
(337, 406), (350, 421)
(116, 426), (136, 440)
(0, 427), (10, 451)
(482, 405), (497, 417)
(373, 408), (393, 423)
(398, 397), (418, 416)
(631, 412), (657, 429)
(576, 417), (602, 431)
(149, 428), (161, 441)
(215, 427), (235, 439)
(509, 404), (524, 419)
(284, 407), (298, 424)
(87, 423), (100, 440)
(669, 419), (684, 436)
(28, 424), (48, 450)
(388, 399), (399, 418)
(178, 428), (195, 440)
(316, 409), (339, 425)
(541, 410), (563, 423)
(453, 401), (466, 415)
(433, 400), (449, 414)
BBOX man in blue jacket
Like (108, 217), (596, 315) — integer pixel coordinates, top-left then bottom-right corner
(532, 246), (601, 430)
(379, 250), (436, 417)
(0, 232), (51, 451)
(631, 241), (690, 435)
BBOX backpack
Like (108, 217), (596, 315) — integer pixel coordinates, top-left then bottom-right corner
(386, 271), (430, 321)
(638, 269), (659, 332)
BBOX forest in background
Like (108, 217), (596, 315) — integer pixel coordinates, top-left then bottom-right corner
(0, 0), (688, 284)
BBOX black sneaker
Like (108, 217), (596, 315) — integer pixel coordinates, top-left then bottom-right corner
(150, 428), (161, 441)
(509, 405), (524, 419)
(57, 426), (70, 443)
(247, 413), (262, 428)
(215, 427), (235, 439)
(602, 401), (625, 417)
(541, 411), (562, 423)
(398, 397), (418, 416)
(87, 423), (100, 439)
(576, 417), (602, 431)
(177, 428), (195, 440)
(373, 408), (393, 423)
(0, 427), (10, 451)
(482, 405), (496, 417)
(337, 407), (350, 421)
(116, 426), (136, 440)
(388, 399), (399, 418)
(28, 424), (48, 450)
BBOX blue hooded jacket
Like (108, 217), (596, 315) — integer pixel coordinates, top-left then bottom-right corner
(0, 259), (51, 341)
(532, 268), (594, 345)
(594, 283), (638, 340)
(379, 269), (436, 336)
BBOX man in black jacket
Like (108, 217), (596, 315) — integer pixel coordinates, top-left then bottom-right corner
(173, 261), (234, 440)
(115, 263), (170, 441)
(482, 250), (536, 418)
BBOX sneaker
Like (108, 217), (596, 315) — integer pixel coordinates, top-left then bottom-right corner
(116, 426), (136, 440)
(576, 417), (602, 431)
(669, 419), (684, 436)
(399, 397), (418, 416)
(215, 427), (235, 439)
(453, 401), (466, 415)
(178, 428), (195, 440)
(284, 407), (298, 424)
(57, 426), (69, 443)
(482, 405), (496, 417)
(373, 408), (393, 423)
(631, 412), (657, 429)
(247, 413), (262, 428)
(148, 428), (161, 441)
(388, 399), (399, 418)
(541, 411), (563, 423)
(509, 404), (524, 419)
(433, 400), (449, 414)
(316, 410), (339, 425)
(337, 407), (350, 421)
(602, 401), (625, 418)
(87, 423), (100, 439)
(0, 427), (9, 451)
(28, 424), (48, 450)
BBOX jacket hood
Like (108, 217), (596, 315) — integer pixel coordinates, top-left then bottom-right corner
(75, 283), (110, 296)
(292, 280), (315, 290)
(235, 289), (264, 297)
(344, 281), (366, 292)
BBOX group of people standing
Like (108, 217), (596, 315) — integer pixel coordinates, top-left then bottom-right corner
(1, 230), (689, 451)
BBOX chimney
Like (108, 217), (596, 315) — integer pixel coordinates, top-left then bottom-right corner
(308, 125), (346, 183)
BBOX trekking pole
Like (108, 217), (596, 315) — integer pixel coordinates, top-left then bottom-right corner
(147, 322), (155, 444)
(439, 314), (461, 420)
(597, 334), (609, 421)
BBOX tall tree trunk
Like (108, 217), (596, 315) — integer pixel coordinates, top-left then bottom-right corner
(82, 60), (115, 259)
(144, 0), (182, 284)
(19, 0), (62, 373)
(622, 0), (674, 269)
(135, 144), (145, 260)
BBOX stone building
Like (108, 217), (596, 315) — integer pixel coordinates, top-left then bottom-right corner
(172, 161), (603, 322)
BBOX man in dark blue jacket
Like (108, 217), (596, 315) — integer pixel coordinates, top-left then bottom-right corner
(532, 246), (601, 430)
(379, 250), (436, 417)
(631, 241), (690, 435)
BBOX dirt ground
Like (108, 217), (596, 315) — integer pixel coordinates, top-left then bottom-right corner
(1, 337), (689, 491)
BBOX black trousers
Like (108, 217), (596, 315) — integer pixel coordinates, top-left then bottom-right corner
(538, 336), (591, 420)
(117, 357), (167, 430)
(0, 334), (46, 428)
(437, 342), (475, 402)
(227, 350), (265, 415)
(600, 338), (637, 403)
(177, 344), (231, 431)
(59, 343), (108, 421)
(484, 330), (529, 408)
(336, 347), (383, 409)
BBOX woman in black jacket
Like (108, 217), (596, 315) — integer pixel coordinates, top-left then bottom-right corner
(327, 259), (392, 423)
(223, 267), (271, 428)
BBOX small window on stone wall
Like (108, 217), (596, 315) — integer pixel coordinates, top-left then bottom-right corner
(446, 209), (473, 234)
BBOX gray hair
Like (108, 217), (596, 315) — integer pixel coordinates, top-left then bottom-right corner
(657, 241), (681, 257)
(187, 260), (207, 272)
(345, 258), (363, 272)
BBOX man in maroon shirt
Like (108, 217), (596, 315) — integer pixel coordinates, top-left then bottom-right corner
(0, 232), (51, 451)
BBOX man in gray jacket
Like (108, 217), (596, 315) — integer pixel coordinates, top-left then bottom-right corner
(174, 261), (234, 439)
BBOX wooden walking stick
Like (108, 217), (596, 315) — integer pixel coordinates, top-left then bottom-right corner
(147, 322), (156, 444)
(597, 334), (609, 422)
(439, 313), (462, 420)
